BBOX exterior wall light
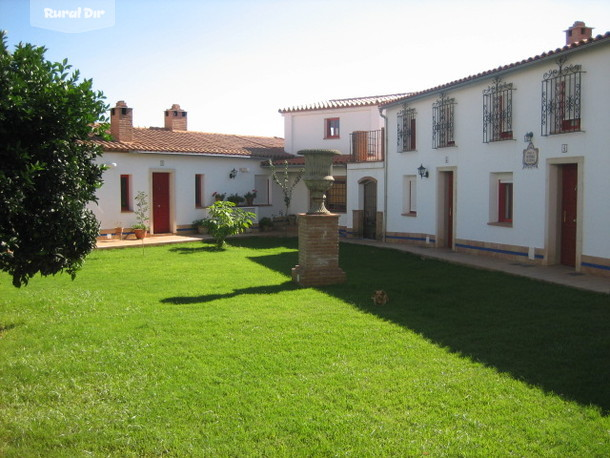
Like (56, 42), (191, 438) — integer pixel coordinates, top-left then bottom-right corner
(229, 168), (238, 179)
(524, 132), (534, 143)
(417, 164), (429, 179)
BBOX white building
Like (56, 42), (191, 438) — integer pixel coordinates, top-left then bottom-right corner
(90, 101), (289, 237)
(279, 94), (408, 236)
(380, 22), (610, 277)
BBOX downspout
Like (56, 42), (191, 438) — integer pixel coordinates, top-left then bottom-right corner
(379, 106), (388, 243)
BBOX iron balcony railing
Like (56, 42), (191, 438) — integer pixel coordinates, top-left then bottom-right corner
(349, 129), (384, 162)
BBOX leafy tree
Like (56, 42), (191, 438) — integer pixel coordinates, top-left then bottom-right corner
(268, 159), (304, 220)
(206, 201), (255, 249)
(0, 31), (108, 287)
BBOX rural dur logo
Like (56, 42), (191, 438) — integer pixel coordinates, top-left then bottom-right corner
(30, 0), (115, 33)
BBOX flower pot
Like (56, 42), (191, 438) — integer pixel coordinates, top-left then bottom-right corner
(114, 227), (123, 240)
(134, 228), (147, 239)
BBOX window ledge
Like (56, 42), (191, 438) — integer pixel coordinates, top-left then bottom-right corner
(402, 212), (417, 217)
(488, 222), (512, 228)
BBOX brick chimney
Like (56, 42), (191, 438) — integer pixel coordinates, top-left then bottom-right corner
(164, 104), (188, 131)
(110, 100), (133, 142)
(565, 21), (593, 45)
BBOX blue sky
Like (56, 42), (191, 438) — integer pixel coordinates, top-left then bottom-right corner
(1, 0), (610, 137)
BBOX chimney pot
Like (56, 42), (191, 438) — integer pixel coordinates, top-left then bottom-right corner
(110, 100), (133, 142)
(565, 21), (593, 46)
(164, 104), (188, 131)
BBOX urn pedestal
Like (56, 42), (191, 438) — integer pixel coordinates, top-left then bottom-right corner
(291, 149), (346, 287)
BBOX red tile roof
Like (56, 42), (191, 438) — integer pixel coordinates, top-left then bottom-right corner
(382, 31), (610, 108)
(279, 93), (411, 114)
(91, 127), (290, 159)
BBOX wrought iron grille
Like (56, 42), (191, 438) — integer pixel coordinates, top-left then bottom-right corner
(541, 59), (583, 136)
(349, 129), (384, 162)
(483, 79), (514, 142)
(397, 105), (416, 152)
(326, 177), (346, 213)
(432, 93), (456, 148)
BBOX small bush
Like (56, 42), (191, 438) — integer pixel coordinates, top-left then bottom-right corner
(206, 201), (255, 248)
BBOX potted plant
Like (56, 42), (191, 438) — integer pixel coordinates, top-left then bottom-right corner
(227, 193), (245, 205)
(244, 189), (257, 206)
(193, 217), (213, 234)
(258, 216), (273, 232)
(132, 191), (150, 239)
(213, 192), (226, 201)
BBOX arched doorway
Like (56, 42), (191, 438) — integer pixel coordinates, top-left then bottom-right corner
(361, 179), (377, 239)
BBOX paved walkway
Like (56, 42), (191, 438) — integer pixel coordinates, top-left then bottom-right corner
(96, 233), (610, 294)
(345, 238), (610, 295)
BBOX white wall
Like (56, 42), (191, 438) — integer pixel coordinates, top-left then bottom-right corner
(282, 106), (384, 155)
(91, 152), (284, 232)
(384, 42), (610, 260)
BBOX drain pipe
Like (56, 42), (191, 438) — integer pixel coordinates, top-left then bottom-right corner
(379, 106), (388, 243)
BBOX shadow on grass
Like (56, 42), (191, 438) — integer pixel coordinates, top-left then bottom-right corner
(244, 239), (610, 414)
(161, 281), (298, 305)
(168, 237), (298, 255)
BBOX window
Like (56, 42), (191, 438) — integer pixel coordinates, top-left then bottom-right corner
(398, 105), (416, 151)
(541, 59), (583, 135)
(325, 118), (340, 139)
(490, 173), (513, 225)
(326, 177), (346, 213)
(402, 175), (417, 215)
(195, 174), (204, 208)
(120, 174), (132, 212)
(483, 79), (514, 142)
(432, 93), (456, 148)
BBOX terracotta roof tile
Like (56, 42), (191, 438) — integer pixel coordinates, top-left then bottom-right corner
(382, 31), (610, 108)
(279, 93), (411, 114)
(91, 127), (290, 159)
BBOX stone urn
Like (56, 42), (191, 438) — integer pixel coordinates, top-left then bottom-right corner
(298, 149), (341, 214)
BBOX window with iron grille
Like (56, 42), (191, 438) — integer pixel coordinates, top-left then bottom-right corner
(483, 79), (514, 142)
(432, 93), (456, 148)
(326, 177), (346, 213)
(541, 59), (583, 136)
(397, 105), (416, 152)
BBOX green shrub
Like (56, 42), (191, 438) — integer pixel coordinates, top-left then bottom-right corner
(206, 201), (255, 248)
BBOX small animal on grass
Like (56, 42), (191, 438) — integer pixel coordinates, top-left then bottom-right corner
(371, 290), (389, 305)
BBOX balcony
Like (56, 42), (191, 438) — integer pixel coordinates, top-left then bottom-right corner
(349, 129), (384, 162)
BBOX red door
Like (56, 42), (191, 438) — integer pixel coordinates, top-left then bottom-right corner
(153, 173), (171, 233)
(560, 164), (577, 266)
(446, 171), (454, 248)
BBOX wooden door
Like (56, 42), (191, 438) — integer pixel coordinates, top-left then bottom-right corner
(152, 172), (171, 233)
(560, 164), (577, 266)
(445, 171), (454, 248)
(363, 181), (377, 239)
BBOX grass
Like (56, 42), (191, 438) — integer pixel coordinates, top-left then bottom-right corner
(0, 237), (609, 456)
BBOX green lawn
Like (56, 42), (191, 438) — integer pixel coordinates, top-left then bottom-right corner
(1, 237), (609, 456)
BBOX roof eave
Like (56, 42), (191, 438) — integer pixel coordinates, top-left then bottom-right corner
(381, 34), (610, 110)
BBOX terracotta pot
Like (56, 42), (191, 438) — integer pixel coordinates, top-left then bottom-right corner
(134, 228), (147, 239)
